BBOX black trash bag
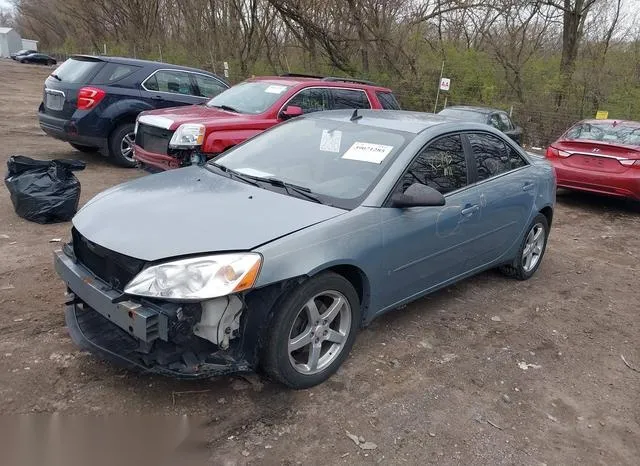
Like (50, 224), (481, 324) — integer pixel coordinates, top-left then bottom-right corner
(4, 155), (86, 224)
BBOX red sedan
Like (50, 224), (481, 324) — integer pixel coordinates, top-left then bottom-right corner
(545, 119), (640, 200)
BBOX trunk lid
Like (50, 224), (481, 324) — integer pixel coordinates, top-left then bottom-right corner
(554, 140), (640, 173)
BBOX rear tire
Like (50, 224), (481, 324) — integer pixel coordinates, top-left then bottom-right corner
(499, 213), (549, 280)
(108, 123), (137, 168)
(261, 272), (360, 389)
(69, 143), (98, 153)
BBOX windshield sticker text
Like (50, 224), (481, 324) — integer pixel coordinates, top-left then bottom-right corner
(264, 85), (288, 94)
(319, 130), (342, 153)
(342, 142), (394, 164)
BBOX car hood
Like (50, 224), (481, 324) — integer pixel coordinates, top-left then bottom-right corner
(140, 105), (259, 130)
(73, 167), (345, 261)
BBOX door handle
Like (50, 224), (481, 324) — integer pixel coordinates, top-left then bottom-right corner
(151, 95), (163, 100)
(522, 182), (535, 192)
(461, 205), (479, 216)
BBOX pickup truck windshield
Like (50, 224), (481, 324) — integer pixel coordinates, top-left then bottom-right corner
(206, 81), (291, 114)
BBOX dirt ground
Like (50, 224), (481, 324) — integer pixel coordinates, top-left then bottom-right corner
(0, 59), (638, 465)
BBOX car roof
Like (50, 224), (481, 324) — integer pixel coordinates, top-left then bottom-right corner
(305, 109), (460, 134)
(70, 55), (225, 77)
(247, 75), (393, 92)
(441, 105), (504, 115)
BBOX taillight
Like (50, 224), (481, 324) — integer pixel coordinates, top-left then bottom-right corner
(545, 147), (570, 158)
(77, 87), (106, 110)
(619, 159), (640, 168)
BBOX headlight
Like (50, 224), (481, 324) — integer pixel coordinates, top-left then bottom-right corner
(124, 253), (262, 301)
(169, 124), (205, 148)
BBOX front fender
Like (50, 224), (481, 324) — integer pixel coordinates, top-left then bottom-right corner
(202, 129), (264, 154)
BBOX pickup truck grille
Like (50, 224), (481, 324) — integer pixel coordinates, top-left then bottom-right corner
(72, 228), (145, 291)
(135, 123), (174, 156)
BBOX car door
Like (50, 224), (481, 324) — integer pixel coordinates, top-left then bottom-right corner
(140, 69), (205, 109)
(379, 133), (482, 309)
(463, 132), (536, 268)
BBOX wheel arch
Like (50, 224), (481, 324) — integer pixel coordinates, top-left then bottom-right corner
(311, 263), (371, 325)
(539, 205), (553, 227)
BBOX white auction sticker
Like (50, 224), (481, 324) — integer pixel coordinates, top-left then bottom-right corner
(264, 85), (288, 94)
(342, 142), (394, 164)
(319, 129), (342, 153)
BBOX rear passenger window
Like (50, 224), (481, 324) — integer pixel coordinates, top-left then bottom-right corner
(468, 133), (527, 181)
(92, 64), (139, 84)
(376, 91), (401, 110)
(397, 134), (468, 195)
(144, 70), (194, 95)
(330, 89), (371, 109)
(192, 74), (227, 98)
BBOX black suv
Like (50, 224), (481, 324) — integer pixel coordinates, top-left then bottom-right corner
(38, 55), (229, 167)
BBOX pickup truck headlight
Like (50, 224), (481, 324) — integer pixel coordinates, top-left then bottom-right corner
(124, 253), (262, 301)
(169, 123), (205, 149)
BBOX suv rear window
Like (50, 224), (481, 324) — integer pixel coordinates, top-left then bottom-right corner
(92, 63), (140, 84)
(51, 58), (104, 83)
(376, 91), (401, 110)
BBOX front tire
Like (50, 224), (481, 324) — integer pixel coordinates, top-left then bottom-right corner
(500, 213), (549, 280)
(108, 123), (137, 168)
(261, 272), (360, 389)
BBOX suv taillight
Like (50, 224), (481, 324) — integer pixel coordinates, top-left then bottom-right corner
(77, 87), (106, 110)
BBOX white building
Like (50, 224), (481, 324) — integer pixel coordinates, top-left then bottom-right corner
(0, 26), (22, 57)
(21, 38), (38, 51)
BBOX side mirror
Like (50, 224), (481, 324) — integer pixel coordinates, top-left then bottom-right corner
(279, 105), (303, 120)
(391, 183), (445, 208)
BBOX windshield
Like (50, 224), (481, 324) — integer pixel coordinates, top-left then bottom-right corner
(565, 121), (640, 146)
(51, 58), (104, 83)
(438, 108), (486, 123)
(206, 81), (291, 114)
(211, 118), (412, 209)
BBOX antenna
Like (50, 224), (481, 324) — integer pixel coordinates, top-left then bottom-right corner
(350, 109), (363, 122)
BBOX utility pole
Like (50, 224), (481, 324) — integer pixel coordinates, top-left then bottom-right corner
(434, 60), (445, 114)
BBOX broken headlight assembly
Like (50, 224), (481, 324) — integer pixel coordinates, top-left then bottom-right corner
(124, 253), (262, 301)
(169, 123), (205, 149)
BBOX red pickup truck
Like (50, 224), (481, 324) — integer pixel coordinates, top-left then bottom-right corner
(133, 73), (400, 171)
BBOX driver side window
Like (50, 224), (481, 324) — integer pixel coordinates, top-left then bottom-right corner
(396, 134), (468, 195)
(286, 88), (330, 114)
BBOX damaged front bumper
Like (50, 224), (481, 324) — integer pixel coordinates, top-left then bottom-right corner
(133, 144), (208, 172)
(54, 249), (251, 378)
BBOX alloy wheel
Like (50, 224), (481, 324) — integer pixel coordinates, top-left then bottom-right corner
(120, 132), (136, 162)
(288, 290), (351, 375)
(522, 222), (545, 273)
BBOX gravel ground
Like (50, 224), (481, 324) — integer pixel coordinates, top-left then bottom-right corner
(0, 59), (638, 465)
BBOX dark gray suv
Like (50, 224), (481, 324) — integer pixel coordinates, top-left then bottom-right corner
(38, 55), (229, 167)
